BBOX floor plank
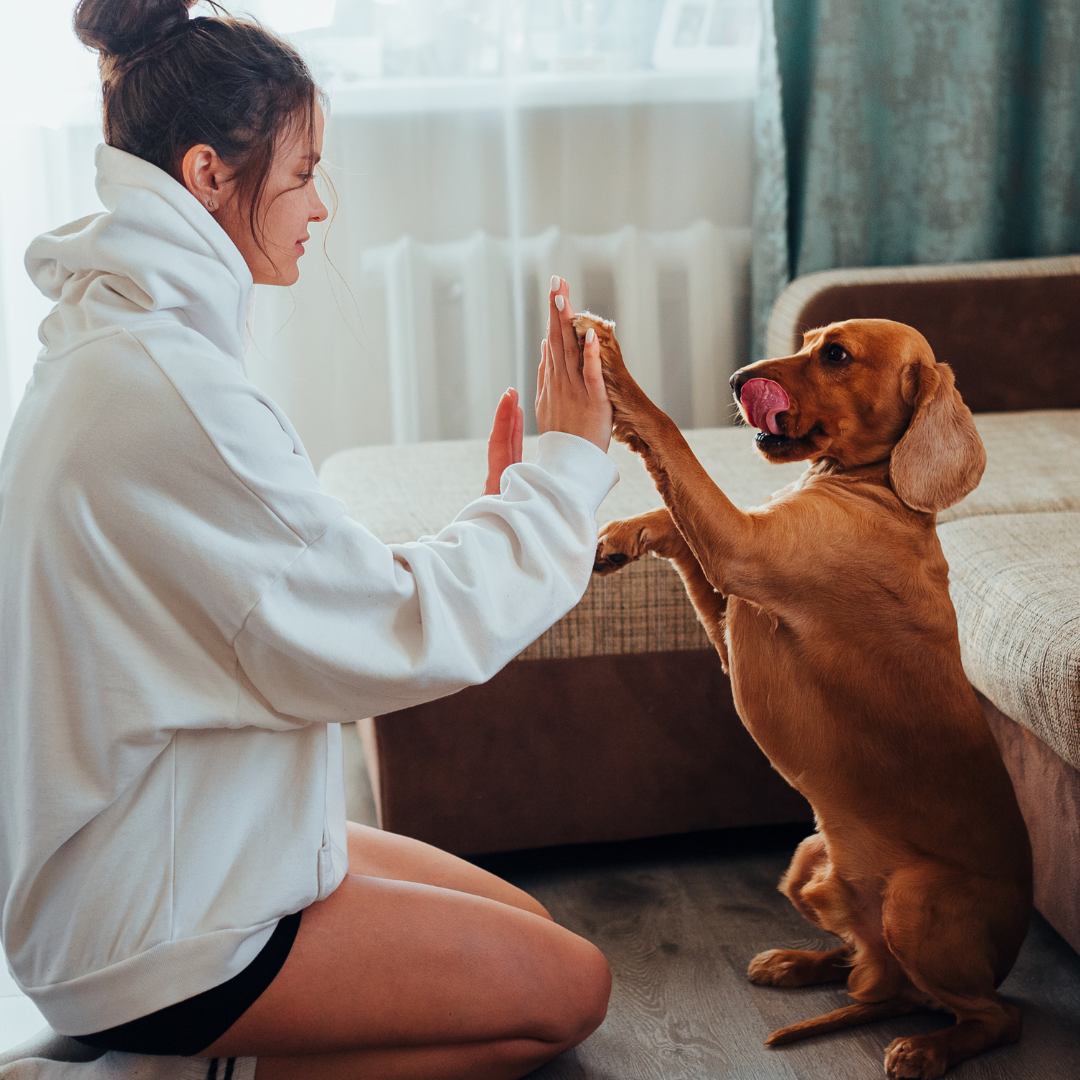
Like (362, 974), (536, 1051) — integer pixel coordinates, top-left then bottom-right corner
(477, 827), (1080, 1080)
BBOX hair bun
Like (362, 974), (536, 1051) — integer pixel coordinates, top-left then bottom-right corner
(74, 0), (196, 58)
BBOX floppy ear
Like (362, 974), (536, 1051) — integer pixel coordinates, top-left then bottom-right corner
(889, 360), (985, 513)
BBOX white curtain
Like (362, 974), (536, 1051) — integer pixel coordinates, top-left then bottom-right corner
(1, 0), (759, 470)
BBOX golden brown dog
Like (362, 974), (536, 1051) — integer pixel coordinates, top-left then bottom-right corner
(584, 314), (1033, 1080)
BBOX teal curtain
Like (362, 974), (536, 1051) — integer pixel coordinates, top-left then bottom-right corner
(752, 0), (1080, 359)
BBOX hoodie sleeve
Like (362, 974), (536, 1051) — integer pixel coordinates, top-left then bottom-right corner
(233, 432), (619, 723)
(127, 325), (618, 727)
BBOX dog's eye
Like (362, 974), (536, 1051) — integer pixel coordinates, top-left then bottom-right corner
(824, 343), (849, 365)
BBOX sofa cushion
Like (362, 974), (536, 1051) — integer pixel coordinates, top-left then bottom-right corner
(939, 410), (1080, 524)
(940, 512), (1080, 770)
(318, 410), (1080, 662)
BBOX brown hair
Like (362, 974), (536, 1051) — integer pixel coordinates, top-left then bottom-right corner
(73, 0), (323, 258)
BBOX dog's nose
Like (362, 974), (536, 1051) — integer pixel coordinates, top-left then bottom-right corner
(730, 369), (751, 400)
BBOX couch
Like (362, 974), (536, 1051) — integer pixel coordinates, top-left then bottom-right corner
(318, 254), (1080, 954)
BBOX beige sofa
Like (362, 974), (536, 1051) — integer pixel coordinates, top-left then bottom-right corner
(319, 255), (1080, 953)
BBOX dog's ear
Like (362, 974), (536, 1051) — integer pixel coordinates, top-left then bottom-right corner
(889, 359), (985, 513)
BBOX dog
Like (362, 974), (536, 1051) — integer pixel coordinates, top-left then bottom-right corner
(583, 313), (1033, 1080)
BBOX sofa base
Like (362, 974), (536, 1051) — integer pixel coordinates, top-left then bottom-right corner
(360, 658), (1078, 958)
(980, 692), (1080, 956)
(363, 649), (813, 856)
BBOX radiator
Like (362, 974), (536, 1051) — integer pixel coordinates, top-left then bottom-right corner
(362, 221), (751, 443)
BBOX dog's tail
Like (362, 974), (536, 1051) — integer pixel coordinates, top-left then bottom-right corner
(765, 999), (918, 1046)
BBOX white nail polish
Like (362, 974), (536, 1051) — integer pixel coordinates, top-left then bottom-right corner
(585, 327), (595, 343)
(551, 275), (561, 291)
(555, 294), (565, 311)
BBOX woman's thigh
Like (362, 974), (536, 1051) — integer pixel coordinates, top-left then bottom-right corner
(201, 868), (610, 1060)
(343, 822), (550, 918)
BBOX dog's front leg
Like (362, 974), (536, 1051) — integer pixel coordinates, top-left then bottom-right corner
(574, 315), (757, 598)
(594, 508), (728, 665)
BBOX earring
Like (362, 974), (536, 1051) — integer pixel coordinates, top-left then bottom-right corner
(206, 198), (216, 211)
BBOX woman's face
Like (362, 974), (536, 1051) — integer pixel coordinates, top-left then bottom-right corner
(215, 102), (328, 287)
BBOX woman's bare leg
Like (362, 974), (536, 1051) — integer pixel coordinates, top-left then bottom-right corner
(342, 822), (551, 918)
(200, 823), (610, 1080)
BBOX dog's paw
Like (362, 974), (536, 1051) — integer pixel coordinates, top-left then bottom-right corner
(572, 312), (620, 373)
(593, 517), (656, 574)
(572, 311), (651, 442)
(884, 1036), (948, 1080)
(747, 949), (835, 988)
(748, 949), (801, 987)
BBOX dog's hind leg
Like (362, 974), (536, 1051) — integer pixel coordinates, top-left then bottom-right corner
(748, 946), (851, 987)
(778, 833), (834, 926)
(749, 834), (854, 986)
(878, 870), (1024, 1079)
(759, 862), (923, 1045)
(753, 836), (846, 984)
(754, 834), (915, 1007)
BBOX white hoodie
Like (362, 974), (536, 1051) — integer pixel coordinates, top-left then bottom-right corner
(0, 145), (619, 1036)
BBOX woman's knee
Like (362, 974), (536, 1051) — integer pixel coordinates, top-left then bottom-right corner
(577, 939), (613, 1038)
(547, 937), (611, 1049)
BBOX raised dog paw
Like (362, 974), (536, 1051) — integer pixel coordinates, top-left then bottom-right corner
(884, 1037), (948, 1080)
(571, 312), (652, 450)
(594, 518), (652, 574)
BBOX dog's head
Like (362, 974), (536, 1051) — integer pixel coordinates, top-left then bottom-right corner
(731, 318), (985, 512)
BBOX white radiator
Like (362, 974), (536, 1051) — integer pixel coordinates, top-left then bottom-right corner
(362, 221), (752, 443)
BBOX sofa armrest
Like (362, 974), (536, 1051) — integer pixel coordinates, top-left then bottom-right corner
(765, 255), (1080, 413)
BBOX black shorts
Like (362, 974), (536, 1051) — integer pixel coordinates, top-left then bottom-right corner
(72, 909), (302, 1057)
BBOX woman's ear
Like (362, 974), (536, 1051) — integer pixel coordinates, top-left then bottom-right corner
(889, 359), (986, 513)
(181, 144), (227, 213)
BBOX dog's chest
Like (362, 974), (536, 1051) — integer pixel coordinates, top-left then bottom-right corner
(721, 595), (839, 764)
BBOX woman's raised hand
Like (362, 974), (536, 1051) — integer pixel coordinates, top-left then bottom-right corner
(536, 276), (612, 453)
(483, 277), (611, 495)
(482, 387), (524, 495)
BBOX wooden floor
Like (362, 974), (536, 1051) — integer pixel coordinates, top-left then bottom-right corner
(478, 828), (1080, 1080)
(341, 726), (1080, 1079)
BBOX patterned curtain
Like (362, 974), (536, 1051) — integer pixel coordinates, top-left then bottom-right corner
(751, 0), (1080, 360)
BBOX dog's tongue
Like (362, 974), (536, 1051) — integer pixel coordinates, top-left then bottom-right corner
(740, 378), (790, 435)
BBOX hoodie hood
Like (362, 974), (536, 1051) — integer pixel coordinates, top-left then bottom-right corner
(25, 144), (253, 372)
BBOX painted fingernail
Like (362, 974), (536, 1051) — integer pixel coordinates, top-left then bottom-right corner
(585, 328), (595, 343)
(555, 294), (565, 311)
(551, 275), (561, 291)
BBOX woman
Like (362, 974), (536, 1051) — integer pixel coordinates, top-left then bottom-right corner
(0, 2), (615, 1077)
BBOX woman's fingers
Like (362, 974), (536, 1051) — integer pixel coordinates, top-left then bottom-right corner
(581, 327), (603, 400)
(547, 276), (586, 390)
(512, 398), (524, 461)
(547, 278), (567, 385)
(483, 387), (521, 496)
(535, 339), (548, 411)
(555, 285), (583, 388)
(505, 387), (521, 463)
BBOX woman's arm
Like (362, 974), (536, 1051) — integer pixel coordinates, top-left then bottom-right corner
(233, 428), (618, 724)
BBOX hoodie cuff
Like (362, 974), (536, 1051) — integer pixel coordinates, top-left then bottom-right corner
(530, 431), (620, 515)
